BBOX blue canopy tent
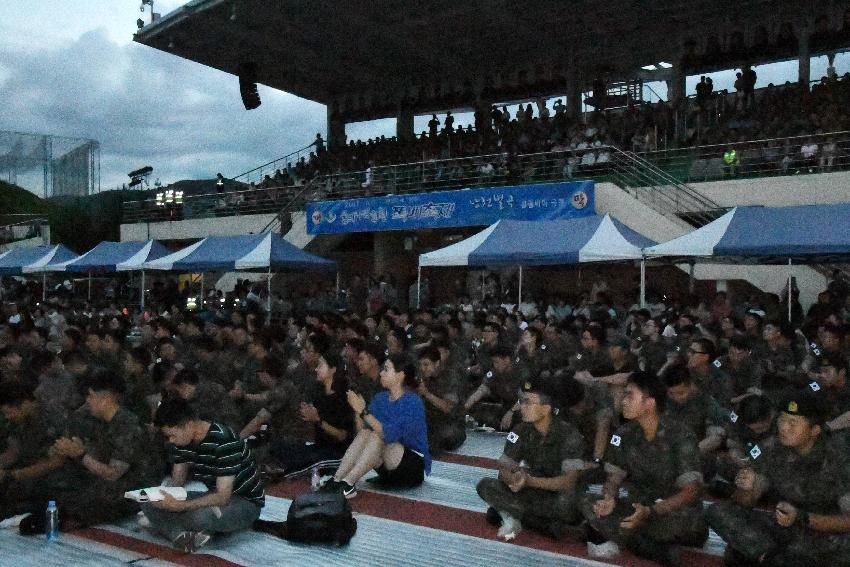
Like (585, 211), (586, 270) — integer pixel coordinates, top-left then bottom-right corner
(418, 215), (655, 306)
(25, 240), (171, 305)
(0, 244), (79, 301)
(644, 204), (850, 320)
(142, 233), (337, 314)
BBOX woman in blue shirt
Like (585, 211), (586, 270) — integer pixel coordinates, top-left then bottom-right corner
(323, 353), (430, 498)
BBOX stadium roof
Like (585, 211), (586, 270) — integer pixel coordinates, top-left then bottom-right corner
(135, 0), (808, 116)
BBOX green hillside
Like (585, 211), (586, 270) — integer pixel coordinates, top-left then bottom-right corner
(0, 180), (54, 216)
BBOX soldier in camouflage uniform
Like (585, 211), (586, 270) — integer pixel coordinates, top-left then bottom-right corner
(706, 391), (850, 566)
(417, 346), (466, 453)
(477, 377), (586, 540)
(716, 335), (763, 400)
(463, 346), (529, 430)
(686, 338), (735, 407)
(581, 371), (708, 565)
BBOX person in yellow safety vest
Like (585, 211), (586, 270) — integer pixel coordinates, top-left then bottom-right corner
(723, 147), (740, 176)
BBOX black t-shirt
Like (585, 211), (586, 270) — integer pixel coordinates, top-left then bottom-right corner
(312, 388), (354, 451)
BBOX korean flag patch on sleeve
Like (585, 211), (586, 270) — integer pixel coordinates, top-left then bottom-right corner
(749, 444), (762, 460)
(610, 434), (621, 447)
(729, 411), (738, 424)
(506, 432), (519, 444)
(713, 359), (722, 368)
(809, 381), (821, 392)
(486, 370), (494, 379)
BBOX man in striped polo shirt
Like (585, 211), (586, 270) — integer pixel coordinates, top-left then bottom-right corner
(141, 398), (265, 553)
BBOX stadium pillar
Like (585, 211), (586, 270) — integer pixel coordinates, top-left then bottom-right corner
(397, 110), (415, 142)
(566, 79), (582, 120)
(798, 32), (810, 86)
(327, 107), (347, 151)
(667, 67), (686, 107)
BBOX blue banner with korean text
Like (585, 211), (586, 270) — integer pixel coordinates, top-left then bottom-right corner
(306, 181), (594, 234)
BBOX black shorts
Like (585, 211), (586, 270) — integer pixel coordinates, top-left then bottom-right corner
(375, 446), (425, 488)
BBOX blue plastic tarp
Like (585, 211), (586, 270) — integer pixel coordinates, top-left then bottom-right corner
(27, 240), (171, 273)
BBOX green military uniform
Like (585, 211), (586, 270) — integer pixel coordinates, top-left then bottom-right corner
(716, 355), (762, 398)
(690, 364), (735, 408)
(707, 433), (850, 565)
(484, 366), (528, 413)
(580, 418), (708, 549)
(254, 378), (313, 443)
(664, 388), (728, 440)
(477, 417), (586, 528)
(562, 384), (614, 461)
(188, 381), (241, 430)
(570, 347), (612, 377)
(638, 339), (669, 376)
(422, 368), (466, 452)
(758, 344), (800, 396)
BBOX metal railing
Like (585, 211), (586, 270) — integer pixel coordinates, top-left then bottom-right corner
(638, 130), (850, 184)
(122, 130), (850, 227)
(0, 217), (48, 245)
(231, 141), (319, 186)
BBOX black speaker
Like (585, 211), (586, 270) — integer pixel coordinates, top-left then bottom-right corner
(239, 62), (261, 110)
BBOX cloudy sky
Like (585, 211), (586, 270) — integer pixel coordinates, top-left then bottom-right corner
(1, 2), (845, 196)
(0, 0), (330, 193)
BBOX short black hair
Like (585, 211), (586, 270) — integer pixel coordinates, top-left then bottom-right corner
(172, 367), (200, 386)
(491, 345), (513, 360)
(86, 368), (126, 396)
(128, 346), (153, 368)
(728, 335), (751, 351)
(360, 342), (386, 366)
(417, 345), (441, 363)
(821, 352), (848, 374)
(154, 397), (196, 428)
(738, 394), (774, 425)
(663, 365), (691, 388)
(627, 371), (666, 413)
(0, 382), (36, 408)
(319, 350), (343, 371)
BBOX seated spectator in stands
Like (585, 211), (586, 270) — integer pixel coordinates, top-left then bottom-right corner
(141, 398), (265, 553)
(799, 138), (819, 172)
(821, 136), (838, 170)
(322, 353), (430, 498)
(266, 351), (353, 478)
(417, 346), (465, 453)
(477, 377), (586, 541)
(581, 372), (708, 564)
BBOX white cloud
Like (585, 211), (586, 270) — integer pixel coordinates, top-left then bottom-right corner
(0, 25), (327, 191)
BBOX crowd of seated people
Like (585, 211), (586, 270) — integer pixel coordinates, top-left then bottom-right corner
(2, 265), (850, 564)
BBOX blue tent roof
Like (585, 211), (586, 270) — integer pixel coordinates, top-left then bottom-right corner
(420, 215), (654, 267)
(28, 240), (171, 273)
(144, 233), (336, 272)
(0, 245), (78, 275)
(645, 204), (850, 261)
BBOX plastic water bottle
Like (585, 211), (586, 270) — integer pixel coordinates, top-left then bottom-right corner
(45, 501), (59, 541)
(310, 466), (320, 491)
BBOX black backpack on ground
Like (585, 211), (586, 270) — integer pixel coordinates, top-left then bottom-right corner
(254, 492), (357, 546)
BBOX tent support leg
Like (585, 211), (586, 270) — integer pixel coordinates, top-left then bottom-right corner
(416, 266), (421, 309)
(518, 265), (523, 307)
(200, 273), (204, 310)
(267, 267), (272, 323)
(640, 258), (646, 308)
(787, 258), (792, 323)
(140, 270), (145, 313)
(88, 272), (92, 303)
(688, 262), (695, 294)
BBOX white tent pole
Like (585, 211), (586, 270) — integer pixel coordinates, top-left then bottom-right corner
(640, 258), (646, 308)
(518, 265), (523, 306)
(42, 273), (46, 302)
(787, 258), (792, 323)
(200, 273), (204, 309)
(267, 266), (272, 322)
(140, 270), (146, 313)
(688, 262), (695, 293)
(417, 265), (422, 309)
